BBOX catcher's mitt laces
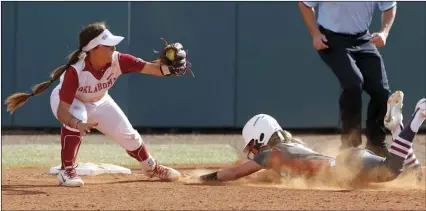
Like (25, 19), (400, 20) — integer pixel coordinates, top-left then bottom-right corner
(152, 37), (169, 53)
(185, 49), (195, 78)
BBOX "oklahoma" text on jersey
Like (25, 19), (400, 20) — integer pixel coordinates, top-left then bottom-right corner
(77, 77), (117, 94)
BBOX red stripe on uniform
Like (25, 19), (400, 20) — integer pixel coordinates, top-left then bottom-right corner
(390, 145), (408, 155)
(406, 159), (416, 166)
(406, 153), (413, 160)
(394, 139), (411, 149)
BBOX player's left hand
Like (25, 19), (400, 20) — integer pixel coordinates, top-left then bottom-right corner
(159, 38), (194, 77)
(370, 32), (387, 48)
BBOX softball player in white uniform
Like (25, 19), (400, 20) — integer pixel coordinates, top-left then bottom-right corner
(5, 22), (190, 187)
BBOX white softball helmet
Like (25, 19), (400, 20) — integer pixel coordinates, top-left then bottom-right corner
(242, 114), (283, 158)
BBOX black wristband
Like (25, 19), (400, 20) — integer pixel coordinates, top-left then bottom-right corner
(200, 171), (218, 181)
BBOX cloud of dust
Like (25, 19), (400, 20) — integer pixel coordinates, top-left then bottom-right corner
(180, 169), (217, 184)
(239, 169), (342, 191)
(307, 137), (343, 158)
(238, 166), (425, 191)
(375, 169), (426, 191)
(179, 156), (425, 191)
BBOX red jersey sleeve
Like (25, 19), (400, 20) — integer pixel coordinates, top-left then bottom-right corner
(118, 53), (147, 74)
(59, 66), (79, 105)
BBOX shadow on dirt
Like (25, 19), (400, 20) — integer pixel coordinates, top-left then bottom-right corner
(101, 179), (166, 185)
(183, 182), (355, 192)
(184, 182), (229, 187)
(1, 184), (57, 195)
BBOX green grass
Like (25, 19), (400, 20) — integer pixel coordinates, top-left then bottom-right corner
(2, 144), (239, 168)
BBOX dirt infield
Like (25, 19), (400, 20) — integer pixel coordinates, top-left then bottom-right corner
(2, 165), (426, 210)
(2, 133), (426, 210)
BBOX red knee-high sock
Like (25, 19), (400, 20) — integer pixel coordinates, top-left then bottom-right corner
(61, 127), (82, 169)
(126, 144), (150, 162)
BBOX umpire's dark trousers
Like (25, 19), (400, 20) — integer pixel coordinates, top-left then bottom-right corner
(317, 25), (391, 155)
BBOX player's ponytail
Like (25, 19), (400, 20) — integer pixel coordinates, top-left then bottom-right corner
(5, 22), (107, 114)
(4, 49), (82, 114)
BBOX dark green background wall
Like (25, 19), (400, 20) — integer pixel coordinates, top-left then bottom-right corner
(2, 2), (425, 129)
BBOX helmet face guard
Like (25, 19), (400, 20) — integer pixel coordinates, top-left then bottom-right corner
(242, 114), (282, 159)
(243, 139), (256, 159)
(242, 134), (266, 160)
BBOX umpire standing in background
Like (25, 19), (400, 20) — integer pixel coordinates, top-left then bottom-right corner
(298, 2), (397, 156)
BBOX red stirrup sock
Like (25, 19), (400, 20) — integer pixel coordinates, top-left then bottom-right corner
(126, 144), (150, 162)
(60, 127), (82, 169)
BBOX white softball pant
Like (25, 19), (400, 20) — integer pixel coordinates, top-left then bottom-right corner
(50, 88), (143, 151)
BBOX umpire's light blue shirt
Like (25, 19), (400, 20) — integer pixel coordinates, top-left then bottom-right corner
(302, 1), (397, 34)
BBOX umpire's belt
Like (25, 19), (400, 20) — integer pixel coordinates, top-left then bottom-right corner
(319, 25), (368, 38)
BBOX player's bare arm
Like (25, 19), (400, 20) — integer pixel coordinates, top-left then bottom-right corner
(120, 42), (192, 77)
(199, 115), (287, 182)
(200, 160), (262, 182)
(56, 100), (72, 125)
(140, 61), (166, 77)
(56, 101), (97, 136)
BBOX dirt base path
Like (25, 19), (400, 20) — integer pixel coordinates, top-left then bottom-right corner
(3, 166), (425, 210)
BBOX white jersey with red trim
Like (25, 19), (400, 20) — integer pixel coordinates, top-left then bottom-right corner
(54, 51), (122, 103)
(52, 51), (146, 105)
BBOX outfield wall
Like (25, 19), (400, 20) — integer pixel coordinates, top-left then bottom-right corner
(2, 2), (425, 129)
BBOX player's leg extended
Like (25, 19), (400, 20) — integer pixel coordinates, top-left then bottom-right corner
(87, 95), (180, 181)
(354, 98), (426, 183)
(384, 91), (421, 169)
(50, 89), (86, 187)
